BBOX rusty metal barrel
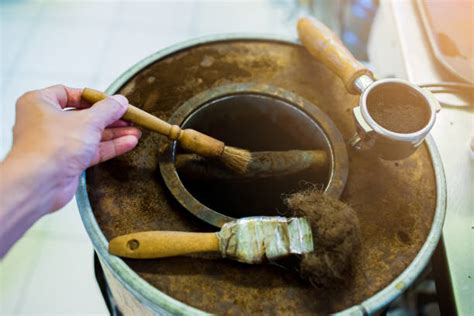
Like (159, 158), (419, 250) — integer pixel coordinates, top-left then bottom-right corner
(77, 35), (446, 315)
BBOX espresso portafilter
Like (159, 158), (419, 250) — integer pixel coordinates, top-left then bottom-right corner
(298, 17), (440, 160)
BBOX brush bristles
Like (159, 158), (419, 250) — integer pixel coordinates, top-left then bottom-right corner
(221, 146), (252, 173)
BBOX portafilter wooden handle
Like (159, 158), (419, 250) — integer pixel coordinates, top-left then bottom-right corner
(109, 231), (220, 259)
(297, 17), (373, 94)
(82, 88), (225, 157)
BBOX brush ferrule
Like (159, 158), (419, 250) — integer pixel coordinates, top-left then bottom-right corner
(217, 216), (314, 264)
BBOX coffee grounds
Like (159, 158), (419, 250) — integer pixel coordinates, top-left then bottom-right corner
(285, 190), (361, 287)
(366, 85), (430, 134)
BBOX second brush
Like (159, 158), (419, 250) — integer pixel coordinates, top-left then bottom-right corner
(109, 216), (314, 263)
(176, 150), (328, 180)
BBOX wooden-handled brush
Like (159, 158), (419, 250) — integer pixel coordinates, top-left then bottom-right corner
(81, 88), (251, 173)
(109, 217), (314, 264)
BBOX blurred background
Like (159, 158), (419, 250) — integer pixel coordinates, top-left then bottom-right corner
(0, 1), (472, 315)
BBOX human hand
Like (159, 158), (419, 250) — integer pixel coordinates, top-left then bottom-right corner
(4, 85), (141, 213)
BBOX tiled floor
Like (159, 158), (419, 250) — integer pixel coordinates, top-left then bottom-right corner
(0, 1), (294, 315)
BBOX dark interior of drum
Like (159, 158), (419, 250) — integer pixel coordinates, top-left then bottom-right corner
(177, 93), (331, 218)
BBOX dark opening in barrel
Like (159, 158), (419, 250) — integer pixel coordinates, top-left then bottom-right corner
(177, 93), (331, 218)
(366, 83), (431, 134)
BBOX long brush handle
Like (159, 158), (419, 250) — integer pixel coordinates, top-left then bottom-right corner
(108, 231), (220, 259)
(176, 150), (328, 180)
(297, 17), (373, 94)
(82, 88), (225, 157)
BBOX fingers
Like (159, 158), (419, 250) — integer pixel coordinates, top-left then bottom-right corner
(86, 95), (129, 129)
(107, 119), (131, 128)
(37, 86), (131, 129)
(101, 127), (141, 142)
(41, 85), (90, 109)
(89, 135), (139, 167)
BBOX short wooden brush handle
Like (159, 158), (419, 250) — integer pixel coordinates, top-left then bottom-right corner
(82, 88), (175, 135)
(108, 231), (220, 259)
(81, 88), (225, 157)
(297, 17), (373, 94)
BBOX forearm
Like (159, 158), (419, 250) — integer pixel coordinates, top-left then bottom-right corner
(0, 151), (57, 257)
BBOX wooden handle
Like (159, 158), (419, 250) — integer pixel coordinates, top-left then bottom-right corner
(297, 17), (373, 94)
(81, 88), (225, 157)
(82, 88), (174, 135)
(109, 231), (220, 259)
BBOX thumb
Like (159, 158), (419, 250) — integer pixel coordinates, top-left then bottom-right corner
(86, 95), (128, 129)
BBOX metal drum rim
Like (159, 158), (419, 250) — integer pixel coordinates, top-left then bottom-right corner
(76, 33), (447, 316)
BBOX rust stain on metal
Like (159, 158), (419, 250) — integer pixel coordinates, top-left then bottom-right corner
(86, 41), (436, 315)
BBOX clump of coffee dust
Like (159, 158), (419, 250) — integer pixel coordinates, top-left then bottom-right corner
(285, 189), (361, 287)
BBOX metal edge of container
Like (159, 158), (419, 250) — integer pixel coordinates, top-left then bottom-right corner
(355, 134), (447, 315)
(76, 34), (447, 316)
